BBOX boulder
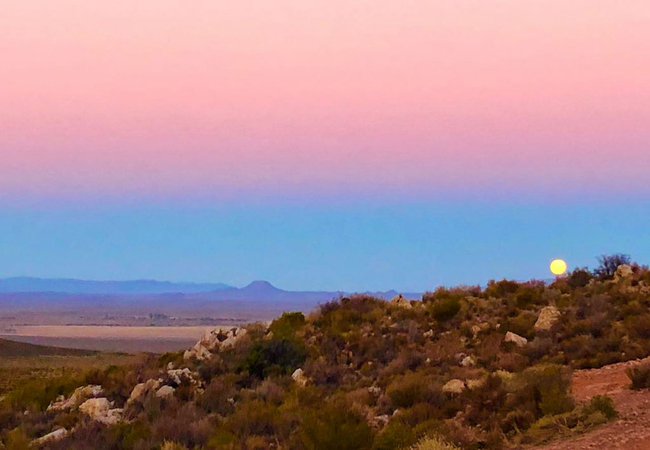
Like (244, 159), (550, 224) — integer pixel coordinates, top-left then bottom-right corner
(291, 368), (310, 387)
(504, 331), (528, 347)
(155, 385), (175, 399)
(614, 264), (634, 281)
(47, 385), (103, 411)
(442, 379), (466, 394)
(127, 379), (161, 405)
(33, 428), (68, 446)
(390, 294), (412, 309)
(534, 306), (561, 332)
(78, 398), (123, 425)
(184, 327), (247, 360)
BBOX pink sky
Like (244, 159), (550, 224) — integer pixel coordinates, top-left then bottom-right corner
(2, 1), (649, 203)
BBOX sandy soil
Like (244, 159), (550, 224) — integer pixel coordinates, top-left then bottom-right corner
(5, 325), (221, 339)
(536, 357), (650, 450)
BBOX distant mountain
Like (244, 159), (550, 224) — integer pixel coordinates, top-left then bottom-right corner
(0, 277), (233, 295)
(0, 278), (422, 323)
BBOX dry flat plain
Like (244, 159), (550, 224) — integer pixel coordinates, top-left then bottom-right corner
(0, 325), (226, 353)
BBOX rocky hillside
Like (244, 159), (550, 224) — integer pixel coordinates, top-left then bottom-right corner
(2, 257), (650, 449)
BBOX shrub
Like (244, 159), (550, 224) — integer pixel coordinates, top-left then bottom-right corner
(241, 338), (306, 379)
(424, 290), (462, 322)
(269, 312), (306, 339)
(582, 395), (617, 420)
(386, 373), (437, 409)
(626, 363), (650, 390)
(594, 254), (631, 279)
(409, 436), (460, 450)
(521, 364), (574, 416)
(567, 268), (593, 289)
(299, 403), (374, 450)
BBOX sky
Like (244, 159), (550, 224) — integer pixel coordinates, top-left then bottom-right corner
(1, 1), (649, 291)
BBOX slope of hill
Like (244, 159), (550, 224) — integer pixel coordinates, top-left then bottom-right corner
(0, 338), (95, 357)
(2, 260), (650, 449)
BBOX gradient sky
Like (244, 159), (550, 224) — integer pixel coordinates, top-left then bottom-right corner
(1, 1), (649, 290)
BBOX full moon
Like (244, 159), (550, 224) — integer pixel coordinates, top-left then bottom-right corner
(550, 259), (568, 276)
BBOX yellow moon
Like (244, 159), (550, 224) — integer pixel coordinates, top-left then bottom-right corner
(550, 259), (568, 276)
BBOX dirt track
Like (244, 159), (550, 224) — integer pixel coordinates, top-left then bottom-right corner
(536, 357), (650, 450)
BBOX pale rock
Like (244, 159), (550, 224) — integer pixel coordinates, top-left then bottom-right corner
(127, 379), (161, 405)
(369, 414), (390, 429)
(534, 306), (561, 332)
(167, 368), (197, 385)
(291, 368), (310, 387)
(78, 398), (123, 425)
(423, 329), (434, 338)
(155, 385), (175, 399)
(390, 294), (412, 309)
(504, 331), (527, 347)
(460, 356), (475, 367)
(47, 385), (103, 411)
(614, 264), (634, 281)
(33, 428), (68, 446)
(184, 327), (247, 360)
(368, 386), (382, 396)
(442, 379), (466, 394)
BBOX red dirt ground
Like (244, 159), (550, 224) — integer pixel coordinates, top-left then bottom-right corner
(535, 357), (650, 450)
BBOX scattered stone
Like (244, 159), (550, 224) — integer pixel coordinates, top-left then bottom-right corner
(461, 355), (475, 367)
(423, 329), (434, 338)
(442, 379), (466, 394)
(504, 331), (528, 347)
(291, 368), (310, 387)
(33, 428), (68, 446)
(368, 386), (382, 396)
(390, 294), (412, 309)
(369, 414), (390, 429)
(155, 385), (175, 399)
(47, 385), (103, 411)
(78, 398), (123, 425)
(534, 306), (561, 332)
(184, 327), (248, 360)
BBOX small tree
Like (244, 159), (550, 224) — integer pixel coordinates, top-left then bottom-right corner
(594, 254), (631, 279)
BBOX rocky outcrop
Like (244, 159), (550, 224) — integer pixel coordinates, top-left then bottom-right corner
(614, 264), (634, 281)
(155, 385), (175, 399)
(47, 385), (103, 411)
(183, 327), (247, 360)
(167, 368), (198, 385)
(127, 379), (161, 406)
(442, 379), (466, 394)
(291, 368), (310, 387)
(33, 428), (68, 446)
(534, 306), (561, 332)
(78, 398), (123, 425)
(390, 294), (412, 309)
(504, 331), (528, 347)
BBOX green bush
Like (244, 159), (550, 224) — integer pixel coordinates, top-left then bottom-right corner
(582, 395), (617, 420)
(409, 436), (460, 450)
(241, 338), (306, 379)
(299, 404), (374, 450)
(269, 312), (306, 339)
(522, 364), (574, 416)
